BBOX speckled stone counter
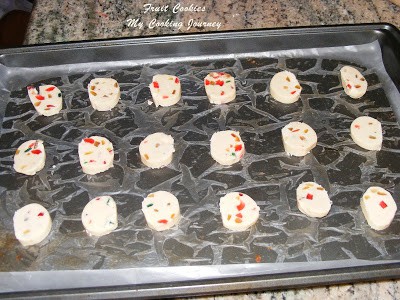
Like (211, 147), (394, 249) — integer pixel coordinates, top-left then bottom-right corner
(23, 1), (400, 299)
(25, 0), (399, 44)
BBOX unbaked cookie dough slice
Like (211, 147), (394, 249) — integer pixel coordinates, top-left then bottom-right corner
(81, 196), (118, 236)
(78, 136), (114, 175)
(296, 182), (332, 218)
(282, 122), (317, 156)
(220, 192), (260, 231)
(14, 140), (46, 175)
(27, 85), (62, 116)
(340, 66), (367, 99)
(149, 74), (181, 107)
(142, 191), (180, 231)
(210, 130), (245, 165)
(13, 203), (52, 246)
(361, 187), (397, 230)
(204, 72), (236, 104)
(270, 71), (302, 104)
(88, 78), (120, 111)
(139, 132), (175, 169)
(350, 116), (382, 151)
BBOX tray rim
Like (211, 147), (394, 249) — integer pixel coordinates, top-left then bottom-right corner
(0, 22), (398, 54)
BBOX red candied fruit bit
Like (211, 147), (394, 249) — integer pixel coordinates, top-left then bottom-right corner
(31, 149), (42, 155)
(89, 159), (95, 163)
(290, 91), (296, 95)
(162, 95), (169, 99)
(153, 81), (159, 88)
(306, 193), (313, 200)
(28, 142), (35, 148)
(218, 72), (225, 76)
(292, 129), (300, 132)
(84, 138), (95, 144)
(27, 86), (34, 90)
(380, 201), (387, 209)
(220, 91), (225, 96)
(236, 213), (243, 218)
(175, 77), (179, 84)
(215, 80), (224, 86)
(236, 199), (245, 211)
(347, 84), (352, 89)
(239, 193), (243, 197)
(46, 105), (55, 108)
(35, 95), (45, 100)
(205, 79), (210, 85)
(45, 86), (56, 92)
(37, 212), (44, 217)
(355, 124), (360, 129)
(96, 197), (100, 200)
(235, 144), (242, 152)
(158, 219), (168, 224)
(103, 161), (106, 164)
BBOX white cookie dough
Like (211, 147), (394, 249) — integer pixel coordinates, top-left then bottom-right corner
(149, 74), (181, 107)
(340, 66), (368, 99)
(78, 136), (114, 175)
(210, 130), (245, 165)
(204, 72), (236, 104)
(350, 116), (382, 151)
(13, 140), (46, 175)
(270, 71), (302, 104)
(88, 78), (120, 111)
(13, 203), (52, 246)
(27, 85), (63, 116)
(142, 191), (180, 231)
(139, 132), (175, 169)
(296, 182), (332, 218)
(81, 196), (118, 236)
(361, 187), (397, 230)
(220, 192), (260, 231)
(282, 122), (317, 156)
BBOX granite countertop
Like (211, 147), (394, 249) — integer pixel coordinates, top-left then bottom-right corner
(25, 0), (399, 44)
(23, 0), (400, 299)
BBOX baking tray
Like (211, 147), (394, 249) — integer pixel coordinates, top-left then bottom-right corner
(1, 24), (400, 298)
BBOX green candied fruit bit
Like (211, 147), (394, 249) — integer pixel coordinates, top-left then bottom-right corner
(106, 198), (111, 206)
(24, 147), (32, 153)
(147, 203), (153, 207)
(226, 80), (231, 83)
(58, 93), (62, 97)
(231, 152), (236, 156)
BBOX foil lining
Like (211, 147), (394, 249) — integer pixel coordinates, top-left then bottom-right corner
(0, 40), (399, 292)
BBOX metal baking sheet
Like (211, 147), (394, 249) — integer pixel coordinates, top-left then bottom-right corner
(0, 24), (400, 298)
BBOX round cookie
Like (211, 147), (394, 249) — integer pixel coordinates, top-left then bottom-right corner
(340, 66), (367, 99)
(149, 74), (181, 107)
(13, 140), (46, 175)
(88, 78), (120, 111)
(220, 192), (260, 231)
(204, 72), (236, 104)
(142, 191), (180, 231)
(269, 71), (302, 104)
(296, 182), (331, 218)
(210, 130), (245, 165)
(78, 136), (114, 175)
(139, 132), (175, 169)
(13, 203), (52, 246)
(361, 187), (397, 231)
(281, 122), (317, 156)
(27, 85), (63, 116)
(81, 196), (118, 236)
(350, 116), (382, 151)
